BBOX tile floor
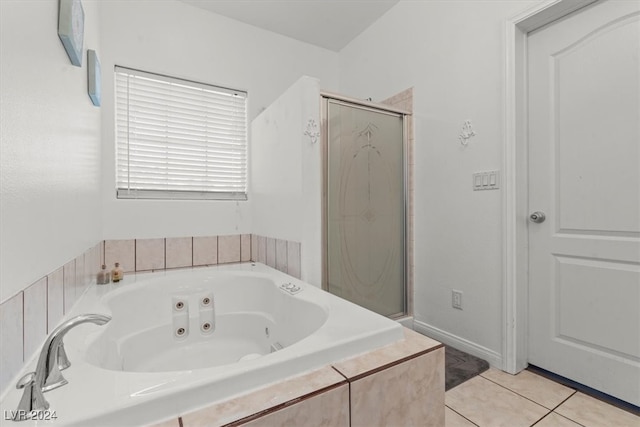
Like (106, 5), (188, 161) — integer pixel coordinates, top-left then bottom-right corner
(445, 368), (639, 427)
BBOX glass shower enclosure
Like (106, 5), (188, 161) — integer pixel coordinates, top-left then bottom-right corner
(322, 95), (407, 318)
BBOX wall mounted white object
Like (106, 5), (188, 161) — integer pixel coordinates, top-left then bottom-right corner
(87, 50), (101, 106)
(459, 120), (476, 145)
(304, 118), (320, 144)
(58, 0), (84, 67)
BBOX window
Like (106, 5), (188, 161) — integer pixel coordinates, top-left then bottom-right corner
(115, 66), (247, 200)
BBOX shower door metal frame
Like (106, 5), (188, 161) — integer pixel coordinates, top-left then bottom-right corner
(320, 92), (410, 319)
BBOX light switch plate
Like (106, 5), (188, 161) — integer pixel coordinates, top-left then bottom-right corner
(473, 170), (500, 191)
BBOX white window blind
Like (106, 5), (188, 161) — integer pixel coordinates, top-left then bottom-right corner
(115, 66), (248, 200)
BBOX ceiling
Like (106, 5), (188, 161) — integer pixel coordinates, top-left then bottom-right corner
(179, 0), (400, 52)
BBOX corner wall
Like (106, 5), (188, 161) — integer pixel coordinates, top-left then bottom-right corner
(338, 0), (539, 365)
(251, 76), (322, 286)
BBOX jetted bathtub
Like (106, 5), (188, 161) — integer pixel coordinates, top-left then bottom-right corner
(0, 263), (404, 426)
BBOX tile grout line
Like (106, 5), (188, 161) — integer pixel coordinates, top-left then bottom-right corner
(529, 412), (553, 427)
(445, 404), (480, 426)
(545, 391), (586, 427)
(478, 373), (574, 412)
(478, 372), (585, 426)
(529, 391), (583, 427)
(450, 374), (575, 427)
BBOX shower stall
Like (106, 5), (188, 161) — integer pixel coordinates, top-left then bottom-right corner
(321, 94), (409, 318)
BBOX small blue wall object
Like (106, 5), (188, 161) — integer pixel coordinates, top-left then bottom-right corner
(88, 49), (101, 106)
(58, 0), (84, 67)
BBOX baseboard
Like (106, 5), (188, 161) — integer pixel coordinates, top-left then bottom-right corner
(395, 316), (414, 329)
(413, 320), (502, 368)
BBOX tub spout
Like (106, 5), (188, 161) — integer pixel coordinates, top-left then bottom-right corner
(11, 314), (111, 421)
(40, 314), (111, 391)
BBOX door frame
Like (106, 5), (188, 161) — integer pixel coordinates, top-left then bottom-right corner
(502, 0), (599, 374)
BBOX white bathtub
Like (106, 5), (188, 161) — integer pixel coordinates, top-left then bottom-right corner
(0, 263), (403, 426)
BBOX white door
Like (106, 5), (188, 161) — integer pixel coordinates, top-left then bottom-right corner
(527, 0), (640, 406)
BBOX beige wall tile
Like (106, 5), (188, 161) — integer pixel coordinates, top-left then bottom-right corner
(242, 384), (349, 427)
(85, 249), (94, 285)
(445, 376), (548, 427)
(350, 348), (445, 427)
(275, 239), (287, 273)
(266, 237), (276, 268)
(218, 235), (241, 264)
(63, 259), (76, 313)
(181, 366), (345, 426)
(193, 236), (217, 266)
(480, 368), (575, 410)
(47, 267), (64, 332)
(93, 243), (101, 271)
(333, 328), (441, 380)
(99, 240), (105, 266)
(84, 247), (95, 287)
(23, 277), (47, 361)
(75, 253), (86, 299)
(257, 235), (266, 264)
(382, 87), (413, 112)
(240, 234), (251, 262)
(555, 392), (639, 427)
(166, 237), (192, 269)
(286, 241), (301, 279)
(136, 238), (165, 271)
(105, 239), (135, 273)
(250, 234), (257, 262)
(0, 292), (24, 392)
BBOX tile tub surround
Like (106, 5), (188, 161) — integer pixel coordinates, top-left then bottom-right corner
(250, 234), (301, 279)
(104, 235), (251, 273)
(0, 242), (103, 394)
(155, 328), (444, 427)
(180, 366), (348, 427)
(103, 234), (301, 278)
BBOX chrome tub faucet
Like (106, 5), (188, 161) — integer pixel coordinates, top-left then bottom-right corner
(12, 314), (111, 421)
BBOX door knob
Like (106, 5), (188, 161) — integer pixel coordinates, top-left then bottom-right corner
(529, 211), (546, 223)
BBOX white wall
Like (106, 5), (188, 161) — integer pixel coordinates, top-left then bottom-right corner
(99, 0), (339, 240)
(339, 0), (538, 363)
(0, 0), (102, 302)
(251, 76), (322, 286)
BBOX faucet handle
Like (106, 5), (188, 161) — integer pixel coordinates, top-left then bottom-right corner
(13, 372), (49, 420)
(42, 362), (68, 392)
(57, 342), (71, 370)
(16, 372), (36, 390)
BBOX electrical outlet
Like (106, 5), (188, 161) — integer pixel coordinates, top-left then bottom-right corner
(452, 290), (463, 310)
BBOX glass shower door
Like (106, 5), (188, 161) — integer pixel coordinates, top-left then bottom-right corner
(326, 99), (405, 317)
